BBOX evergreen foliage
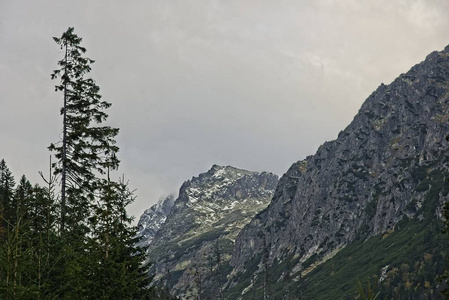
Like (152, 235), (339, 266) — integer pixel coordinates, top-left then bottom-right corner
(48, 27), (152, 299)
(0, 27), (175, 299)
(49, 27), (119, 234)
(0, 159), (16, 230)
(0, 171), (58, 299)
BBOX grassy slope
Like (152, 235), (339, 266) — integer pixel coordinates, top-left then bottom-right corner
(228, 168), (449, 300)
(297, 168), (449, 300)
(299, 218), (448, 299)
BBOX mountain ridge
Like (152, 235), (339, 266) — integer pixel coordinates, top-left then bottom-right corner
(137, 165), (279, 298)
(226, 44), (449, 298)
(137, 45), (449, 299)
(137, 195), (175, 248)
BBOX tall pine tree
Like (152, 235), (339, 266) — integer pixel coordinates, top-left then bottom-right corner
(49, 27), (151, 298)
(49, 27), (119, 235)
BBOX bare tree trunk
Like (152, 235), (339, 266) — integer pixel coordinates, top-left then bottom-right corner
(105, 168), (111, 261)
(13, 219), (19, 300)
(6, 225), (11, 300)
(60, 42), (68, 234)
(37, 234), (43, 300)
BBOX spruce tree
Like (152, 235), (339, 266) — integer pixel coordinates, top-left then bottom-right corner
(49, 27), (152, 298)
(0, 159), (16, 229)
(27, 184), (59, 299)
(49, 27), (119, 234)
(0, 175), (39, 299)
(88, 175), (151, 299)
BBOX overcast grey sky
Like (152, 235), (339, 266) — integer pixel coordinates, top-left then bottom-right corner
(1, 0), (449, 220)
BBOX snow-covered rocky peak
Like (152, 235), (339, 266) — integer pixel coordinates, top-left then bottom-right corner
(136, 194), (175, 248)
(140, 165), (278, 297)
(179, 165), (275, 206)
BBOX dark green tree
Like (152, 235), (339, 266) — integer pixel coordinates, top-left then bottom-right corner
(356, 279), (379, 300)
(0, 159), (16, 230)
(88, 175), (152, 299)
(48, 27), (152, 299)
(0, 26), (158, 300)
(27, 184), (59, 300)
(49, 27), (119, 234)
(0, 175), (32, 300)
(0, 175), (57, 300)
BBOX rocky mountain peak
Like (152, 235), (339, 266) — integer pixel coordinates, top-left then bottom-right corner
(179, 165), (272, 205)
(136, 194), (175, 248)
(137, 165), (278, 298)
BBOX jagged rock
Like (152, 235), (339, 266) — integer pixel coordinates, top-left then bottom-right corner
(228, 45), (449, 296)
(137, 45), (449, 299)
(138, 165), (278, 299)
(136, 194), (175, 248)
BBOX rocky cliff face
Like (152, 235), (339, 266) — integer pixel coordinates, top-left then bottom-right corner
(136, 195), (175, 248)
(228, 45), (449, 296)
(140, 165), (278, 298)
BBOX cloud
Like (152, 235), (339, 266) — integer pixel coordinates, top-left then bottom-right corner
(1, 0), (448, 220)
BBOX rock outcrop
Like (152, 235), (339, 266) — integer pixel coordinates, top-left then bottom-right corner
(227, 45), (449, 296)
(138, 165), (278, 298)
(137, 194), (175, 248)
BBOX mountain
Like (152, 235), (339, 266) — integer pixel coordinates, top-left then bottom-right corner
(138, 165), (278, 298)
(225, 45), (449, 299)
(137, 194), (175, 248)
(138, 45), (449, 299)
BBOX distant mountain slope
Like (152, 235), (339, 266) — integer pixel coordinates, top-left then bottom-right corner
(136, 194), (175, 248)
(138, 165), (278, 299)
(227, 45), (449, 299)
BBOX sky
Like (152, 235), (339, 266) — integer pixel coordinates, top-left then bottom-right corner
(1, 0), (449, 221)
